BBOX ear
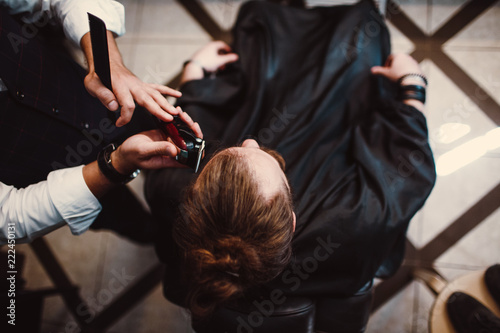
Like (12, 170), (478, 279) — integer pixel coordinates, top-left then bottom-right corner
(292, 212), (296, 232)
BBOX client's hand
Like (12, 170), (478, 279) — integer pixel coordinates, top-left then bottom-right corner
(181, 41), (239, 84)
(370, 53), (424, 85)
(111, 129), (184, 175)
(371, 53), (426, 113)
(191, 40), (239, 72)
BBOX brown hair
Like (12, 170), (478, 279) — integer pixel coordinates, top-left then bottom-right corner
(173, 148), (295, 318)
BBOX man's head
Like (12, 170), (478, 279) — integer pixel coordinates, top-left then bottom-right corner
(173, 139), (295, 318)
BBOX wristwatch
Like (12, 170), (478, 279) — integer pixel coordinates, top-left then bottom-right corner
(97, 143), (140, 184)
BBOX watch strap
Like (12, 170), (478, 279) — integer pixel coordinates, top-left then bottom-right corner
(398, 84), (426, 104)
(97, 143), (140, 184)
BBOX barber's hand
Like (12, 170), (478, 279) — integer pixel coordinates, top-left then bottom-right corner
(177, 106), (203, 139)
(81, 31), (182, 127)
(111, 107), (203, 174)
(111, 129), (184, 175)
(371, 53), (424, 84)
(84, 64), (182, 127)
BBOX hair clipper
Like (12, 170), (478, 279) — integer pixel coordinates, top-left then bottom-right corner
(155, 116), (205, 173)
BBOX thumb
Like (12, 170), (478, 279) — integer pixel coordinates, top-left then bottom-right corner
(219, 53), (239, 67)
(146, 141), (179, 158)
(84, 74), (119, 111)
(370, 66), (390, 77)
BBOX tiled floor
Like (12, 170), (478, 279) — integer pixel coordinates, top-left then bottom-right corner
(10, 0), (500, 332)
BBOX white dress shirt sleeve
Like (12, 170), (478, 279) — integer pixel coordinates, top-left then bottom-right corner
(0, 165), (102, 245)
(50, 0), (125, 46)
(0, 0), (125, 46)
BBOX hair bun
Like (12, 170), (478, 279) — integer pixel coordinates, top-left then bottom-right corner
(216, 236), (262, 279)
(190, 236), (262, 282)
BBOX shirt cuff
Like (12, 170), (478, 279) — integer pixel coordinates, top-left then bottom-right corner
(47, 166), (102, 235)
(62, 1), (126, 46)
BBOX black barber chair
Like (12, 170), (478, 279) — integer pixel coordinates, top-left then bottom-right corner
(192, 290), (373, 333)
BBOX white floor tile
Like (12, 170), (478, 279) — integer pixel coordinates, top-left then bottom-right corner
(436, 207), (500, 272)
(445, 2), (500, 48)
(366, 281), (417, 332)
(130, 43), (206, 86)
(412, 281), (437, 333)
(418, 157), (500, 248)
(407, 210), (424, 248)
(98, 232), (158, 292)
(429, 0), (467, 35)
(36, 228), (108, 326)
(108, 285), (194, 333)
(135, 0), (212, 41)
(387, 21), (416, 54)
(16, 243), (54, 290)
(199, 0), (246, 31)
(114, 42), (136, 70)
(444, 48), (500, 106)
(118, 0), (144, 40)
(397, 0), (429, 34)
(426, 61), (498, 154)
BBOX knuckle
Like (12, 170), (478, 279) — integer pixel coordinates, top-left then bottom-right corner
(123, 102), (136, 110)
